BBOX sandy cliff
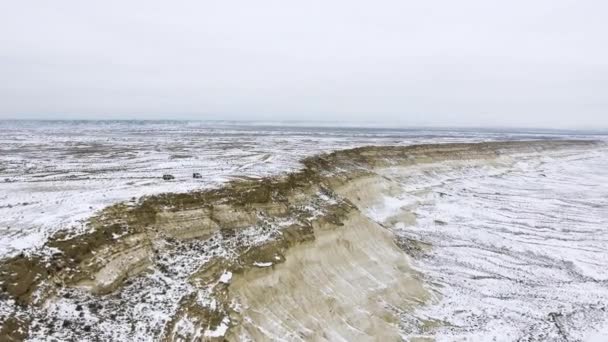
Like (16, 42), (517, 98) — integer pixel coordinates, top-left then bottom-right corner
(0, 140), (599, 341)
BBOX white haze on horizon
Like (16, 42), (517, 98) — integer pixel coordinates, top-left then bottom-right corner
(0, 0), (607, 129)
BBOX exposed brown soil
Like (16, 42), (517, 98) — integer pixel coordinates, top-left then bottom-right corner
(0, 140), (599, 341)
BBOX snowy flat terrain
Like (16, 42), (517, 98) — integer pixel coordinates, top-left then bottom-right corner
(367, 147), (608, 341)
(2, 120), (600, 258)
(1, 121), (607, 341)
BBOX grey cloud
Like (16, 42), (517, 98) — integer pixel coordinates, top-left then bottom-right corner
(0, 0), (607, 128)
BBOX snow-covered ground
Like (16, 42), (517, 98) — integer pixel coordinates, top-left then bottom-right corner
(2, 120), (598, 258)
(1, 122), (607, 341)
(368, 147), (608, 341)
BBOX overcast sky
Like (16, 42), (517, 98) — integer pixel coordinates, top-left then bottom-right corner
(0, 1), (606, 128)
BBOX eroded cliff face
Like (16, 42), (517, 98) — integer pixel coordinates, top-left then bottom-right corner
(226, 211), (428, 341)
(0, 140), (599, 341)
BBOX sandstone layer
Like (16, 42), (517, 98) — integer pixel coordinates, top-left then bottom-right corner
(0, 140), (599, 341)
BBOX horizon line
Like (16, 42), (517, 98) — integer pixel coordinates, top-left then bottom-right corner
(1, 118), (607, 133)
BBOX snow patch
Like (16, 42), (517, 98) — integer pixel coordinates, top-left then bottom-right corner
(218, 271), (232, 284)
(253, 261), (273, 267)
(204, 317), (230, 338)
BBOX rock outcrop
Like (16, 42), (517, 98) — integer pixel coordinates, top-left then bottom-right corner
(0, 140), (599, 341)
